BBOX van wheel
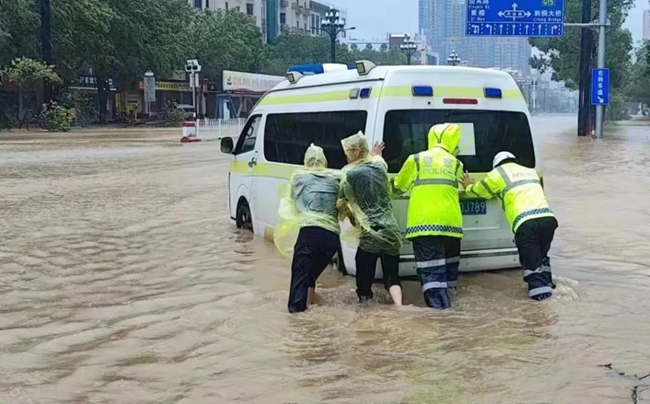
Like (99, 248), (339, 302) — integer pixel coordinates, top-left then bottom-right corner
(332, 247), (347, 275)
(236, 201), (253, 232)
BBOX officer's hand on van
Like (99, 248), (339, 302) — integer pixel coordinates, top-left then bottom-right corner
(460, 171), (474, 189)
(372, 141), (385, 156)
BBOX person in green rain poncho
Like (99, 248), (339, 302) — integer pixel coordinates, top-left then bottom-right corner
(337, 132), (403, 306)
(274, 144), (341, 313)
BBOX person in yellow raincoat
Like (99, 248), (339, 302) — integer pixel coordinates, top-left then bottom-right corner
(274, 144), (341, 313)
(392, 123), (464, 309)
(460, 151), (557, 301)
(337, 132), (403, 306)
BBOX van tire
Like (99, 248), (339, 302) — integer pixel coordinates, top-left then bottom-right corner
(236, 200), (253, 232)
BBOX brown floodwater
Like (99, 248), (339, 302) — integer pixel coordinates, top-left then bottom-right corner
(1, 117), (649, 404)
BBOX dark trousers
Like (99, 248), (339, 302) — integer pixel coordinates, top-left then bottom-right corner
(355, 249), (401, 302)
(514, 217), (558, 301)
(288, 227), (339, 313)
(412, 236), (461, 309)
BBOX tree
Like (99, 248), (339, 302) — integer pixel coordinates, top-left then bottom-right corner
(263, 34), (409, 76)
(192, 10), (266, 82)
(624, 44), (650, 104)
(529, 0), (634, 90)
(262, 34), (352, 75)
(0, 0), (40, 68)
(5, 57), (62, 116)
(344, 49), (407, 66)
(529, 0), (634, 120)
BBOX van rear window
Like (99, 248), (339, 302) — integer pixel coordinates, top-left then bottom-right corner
(382, 109), (535, 173)
(265, 111), (368, 169)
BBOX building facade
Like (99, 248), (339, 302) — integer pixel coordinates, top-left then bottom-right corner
(418, 0), (531, 73)
(644, 10), (650, 42)
(190, 0), (347, 44)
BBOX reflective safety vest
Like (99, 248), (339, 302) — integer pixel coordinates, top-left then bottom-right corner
(392, 147), (464, 239)
(465, 162), (555, 233)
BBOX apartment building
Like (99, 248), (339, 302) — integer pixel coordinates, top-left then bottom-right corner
(191, 0), (347, 43)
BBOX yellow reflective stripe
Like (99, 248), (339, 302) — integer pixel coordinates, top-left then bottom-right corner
(259, 90), (351, 105)
(259, 85), (524, 105)
(231, 161), (336, 181)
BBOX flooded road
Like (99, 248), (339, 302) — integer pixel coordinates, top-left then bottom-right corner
(1, 117), (649, 404)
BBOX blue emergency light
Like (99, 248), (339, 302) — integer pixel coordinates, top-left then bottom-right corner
(287, 63), (355, 75)
(484, 87), (502, 98)
(412, 86), (434, 97)
(359, 88), (372, 98)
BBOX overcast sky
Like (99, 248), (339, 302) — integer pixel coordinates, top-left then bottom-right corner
(341, 0), (647, 44)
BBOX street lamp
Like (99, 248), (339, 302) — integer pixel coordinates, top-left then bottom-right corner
(399, 35), (419, 65)
(447, 50), (461, 66)
(321, 8), (355, 63)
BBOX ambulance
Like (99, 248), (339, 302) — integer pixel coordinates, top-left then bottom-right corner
(219, 61), (540, 277)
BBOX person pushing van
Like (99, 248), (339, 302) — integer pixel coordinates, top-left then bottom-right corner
(337, 132), (403, 306)
(392, 123), (464, 309)
(460, 151), (558, 301)
(274, 144), (341, 313)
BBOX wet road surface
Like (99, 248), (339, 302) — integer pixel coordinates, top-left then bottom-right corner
(1, 117), (649, 403)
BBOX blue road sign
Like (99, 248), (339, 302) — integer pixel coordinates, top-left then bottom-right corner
(591, 68), (610, 106)
(466, 0), (565, 37)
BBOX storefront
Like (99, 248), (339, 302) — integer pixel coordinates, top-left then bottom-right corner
(214, 70), (284, 119)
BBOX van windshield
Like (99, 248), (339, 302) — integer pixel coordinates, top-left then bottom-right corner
(382, 109), (535, 173)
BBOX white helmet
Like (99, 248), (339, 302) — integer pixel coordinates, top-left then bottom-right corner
(493, 151), (516, 168)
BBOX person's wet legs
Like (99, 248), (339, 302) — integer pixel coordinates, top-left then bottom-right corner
(515, 219), (555, 301)
(444, 237), (461, 292)
(355, 248), (378, 303)
(288, 227), (339, 313)
(412, 236), (452, 309)
(381, 253), (402, 306)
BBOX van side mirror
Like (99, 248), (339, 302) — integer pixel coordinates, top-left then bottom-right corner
(221, 137), (234, 154)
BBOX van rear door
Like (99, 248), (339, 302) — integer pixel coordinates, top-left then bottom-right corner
(381, 109), (536, 255)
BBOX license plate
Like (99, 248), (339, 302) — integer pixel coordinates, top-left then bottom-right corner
(460, 199), (487, 215)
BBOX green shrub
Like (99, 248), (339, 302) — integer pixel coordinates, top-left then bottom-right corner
(40, 102), (71, 132)
(167, 107), (184, 127)
(605, 93), (630, 121)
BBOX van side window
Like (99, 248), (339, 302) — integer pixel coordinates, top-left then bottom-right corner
(234, 115), (262, 155)
(264, 111), (368, 169)
(382, 109), (535, 173)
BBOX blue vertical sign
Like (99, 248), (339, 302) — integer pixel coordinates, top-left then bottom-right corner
(466, 0), (565, 37)
(590, 68), (610, 106)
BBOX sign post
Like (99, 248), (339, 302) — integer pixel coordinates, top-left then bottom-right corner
(466, 0), (565, 37)
(143, 70), (155, 116)
(185, 60), (202, 118)
(594, 0), (607, 139)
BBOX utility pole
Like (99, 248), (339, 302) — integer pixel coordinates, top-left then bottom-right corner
(594, 0), (607, 138)
(40, 0), (52, 103)
(566, 0), (607, 137)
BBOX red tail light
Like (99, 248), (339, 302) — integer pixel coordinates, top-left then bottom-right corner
(442, 98), (478, 105)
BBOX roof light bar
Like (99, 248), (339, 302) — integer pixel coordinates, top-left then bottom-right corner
(287, 63), (353, 76)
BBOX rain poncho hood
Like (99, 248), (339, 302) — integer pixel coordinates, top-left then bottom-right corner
(428, 123), (461, 156)
(338, 133), (403, 255)
(274, 144), (340, 258)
